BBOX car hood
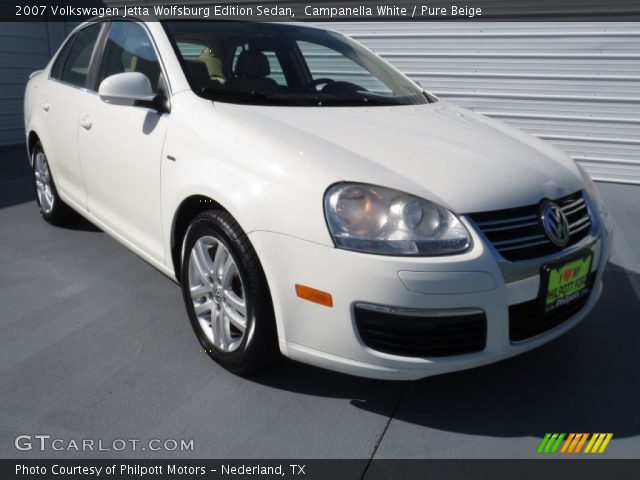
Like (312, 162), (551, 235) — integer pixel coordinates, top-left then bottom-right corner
(214, 101), (583, 214)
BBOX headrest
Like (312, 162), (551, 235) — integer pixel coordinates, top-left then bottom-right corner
(198, 52), (223, 77)
(235, 50), (270, 78)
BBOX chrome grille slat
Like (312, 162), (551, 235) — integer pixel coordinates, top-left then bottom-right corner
(563, 203), (587, 217)
(570, 220), (591, 235)
(475, 214), (537, 228)
(482, 220), (539, 233)
(561, 198), (584, 211)
(497, 239), (552, 253)
(569, 216), (590, 230)
(468, 190), (592, 262)
(493, 234), (547, 248)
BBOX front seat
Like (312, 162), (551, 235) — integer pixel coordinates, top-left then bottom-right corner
(198, 47), (225, 83)
(227, 50), (280, 94)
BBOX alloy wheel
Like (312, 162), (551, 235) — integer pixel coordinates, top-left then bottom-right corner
(34, 151), (54, 214)
(187, 236), (247, 352)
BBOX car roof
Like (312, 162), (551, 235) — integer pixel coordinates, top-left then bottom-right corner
(72, 18), (332, 35)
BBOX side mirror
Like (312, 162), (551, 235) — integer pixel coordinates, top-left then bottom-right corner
(422, 89), (439, 103)
(98, 72), (155, 105)
(98, 72), (170, 113)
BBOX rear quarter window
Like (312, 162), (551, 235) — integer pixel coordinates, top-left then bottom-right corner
(50, 35), (76, 80)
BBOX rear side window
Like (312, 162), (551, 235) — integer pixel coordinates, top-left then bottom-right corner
(97, 22), (163, 93)
(60, 24), (101, 88)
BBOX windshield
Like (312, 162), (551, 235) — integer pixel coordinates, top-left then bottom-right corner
(163, 21), (428, 107)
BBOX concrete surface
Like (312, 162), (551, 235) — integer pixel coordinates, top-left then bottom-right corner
(0, 144), (638, 461)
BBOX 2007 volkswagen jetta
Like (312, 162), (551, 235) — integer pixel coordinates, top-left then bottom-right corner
(24, 20), (612, 379)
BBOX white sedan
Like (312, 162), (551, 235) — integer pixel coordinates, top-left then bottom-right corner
(24, 20), (612, 380)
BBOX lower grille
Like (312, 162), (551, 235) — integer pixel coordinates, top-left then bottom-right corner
(354, 306), (486, 357)
(509, 273), (595, 342)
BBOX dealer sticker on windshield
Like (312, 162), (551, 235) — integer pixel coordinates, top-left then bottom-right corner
(542, 253), (593, 312)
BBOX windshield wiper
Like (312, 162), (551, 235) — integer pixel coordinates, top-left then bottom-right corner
(200, 88), (311, 106)
(199, 87), (413, 107)
(315, 95), (409, 107)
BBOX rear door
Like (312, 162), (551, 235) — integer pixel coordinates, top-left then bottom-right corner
(42, 23), (103, 210)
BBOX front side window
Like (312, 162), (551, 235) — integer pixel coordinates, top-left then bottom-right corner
(97, 22), (163, 93)
(59, 24), (101, 87)
(163, 21), (427, 107)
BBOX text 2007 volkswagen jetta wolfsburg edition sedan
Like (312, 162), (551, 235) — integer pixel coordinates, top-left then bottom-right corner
(25, 20), (612, 380)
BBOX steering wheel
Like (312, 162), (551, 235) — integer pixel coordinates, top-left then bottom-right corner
(304, 78), (335, 93)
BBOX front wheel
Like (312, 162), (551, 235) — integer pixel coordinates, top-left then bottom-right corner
(180, 209), (279, 374)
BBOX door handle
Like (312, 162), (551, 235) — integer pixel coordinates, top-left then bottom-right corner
(41, 102), (49, 112)
(80, 116), (92, 130)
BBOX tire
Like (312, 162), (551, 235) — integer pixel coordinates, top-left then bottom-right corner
(180, 209), (279, 374)
(31, 141), (75, 225)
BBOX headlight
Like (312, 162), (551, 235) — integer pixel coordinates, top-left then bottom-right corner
(324, 183), (471, 255)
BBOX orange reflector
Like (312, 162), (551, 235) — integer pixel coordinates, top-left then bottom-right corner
(295, 284), (333, 307)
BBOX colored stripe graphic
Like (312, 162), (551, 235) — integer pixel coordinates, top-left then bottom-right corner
(539, 433), (613, 454)
(537, 433), (552, 453)
(537, 433), (565, 453)
(585, 433), (613, 454)
(574, 433), (589, 453)
(584, 433), (598, 453)
(560, 433), (575, 453)
(560, 433), (589, 454)
(551, 433), (565, 453)
(597, 433), (614, 453)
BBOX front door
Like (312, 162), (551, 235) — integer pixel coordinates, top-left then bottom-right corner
(78, 22), (169, 262)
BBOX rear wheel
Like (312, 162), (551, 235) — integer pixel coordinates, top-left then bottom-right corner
(181, 209), (279, 374)
(31, 141), (74, 225)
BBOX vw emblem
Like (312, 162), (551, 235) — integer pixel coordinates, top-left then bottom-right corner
(541, 202), (570, 247)
(213, 286), (223, 306)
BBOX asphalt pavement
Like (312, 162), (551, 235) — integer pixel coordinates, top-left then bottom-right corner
(1, 144), (638, 462)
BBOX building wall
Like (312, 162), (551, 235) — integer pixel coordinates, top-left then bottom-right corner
(0, 23), (50, 146)
(1, 20), (639, 184)
(0, 22), (71, 146)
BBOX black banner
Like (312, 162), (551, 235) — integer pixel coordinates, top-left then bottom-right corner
(3, 0), (640, 22)
(2, 459), (640, 480)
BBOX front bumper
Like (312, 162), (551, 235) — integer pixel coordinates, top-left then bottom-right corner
(249, 215), (612, 380)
